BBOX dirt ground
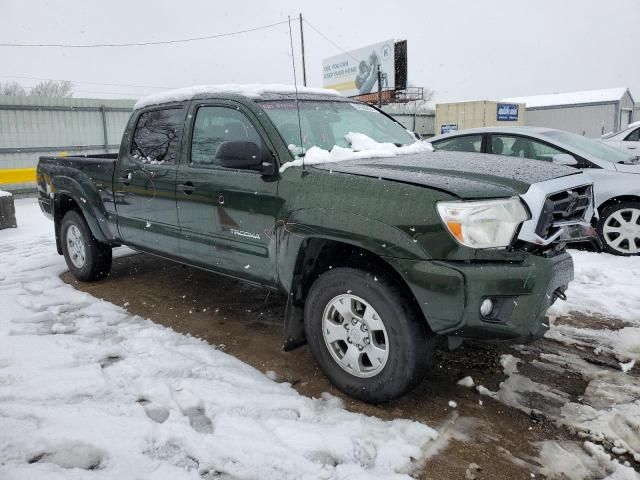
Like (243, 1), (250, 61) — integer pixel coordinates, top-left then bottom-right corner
(62, 252), (629, 479)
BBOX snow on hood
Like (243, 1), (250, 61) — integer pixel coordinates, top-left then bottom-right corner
(135, 84), (339, 110)
(279, 132), (434, 172)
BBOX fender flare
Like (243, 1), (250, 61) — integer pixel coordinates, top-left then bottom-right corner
(277, 208), (429, 350)
(52, 175), (114, 245)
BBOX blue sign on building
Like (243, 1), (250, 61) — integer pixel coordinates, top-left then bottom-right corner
(441, 124), (458, 134)
(497, 103), (519, 121)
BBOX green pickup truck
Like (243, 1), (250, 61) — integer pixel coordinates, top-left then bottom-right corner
(37, 85), (596, 402)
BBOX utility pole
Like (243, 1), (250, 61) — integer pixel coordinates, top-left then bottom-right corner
(377, 65), (382, 108)
(299, 13), (307, 87)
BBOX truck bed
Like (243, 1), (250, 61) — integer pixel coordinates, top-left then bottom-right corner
(37, 153), (119, 219)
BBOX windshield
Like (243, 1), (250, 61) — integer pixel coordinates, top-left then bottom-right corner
(258, 100), (416, 155)
(542, 130), (637, 164)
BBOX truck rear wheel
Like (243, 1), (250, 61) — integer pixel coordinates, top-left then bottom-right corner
(304, 267), (433, 403)
(61, 210), (112, 281)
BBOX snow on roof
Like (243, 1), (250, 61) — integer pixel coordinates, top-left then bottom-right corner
(503, 87), (629, 108)
(135, 84), (339, 110)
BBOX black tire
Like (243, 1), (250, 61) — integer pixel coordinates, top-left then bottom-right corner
(60, 210), (112, 281)
(304, 267), (433, 403)
(596, 201), (640, 256)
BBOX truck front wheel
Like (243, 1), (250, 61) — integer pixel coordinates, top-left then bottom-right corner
(61, 210), (112, 281)
(304, 267), (433, 403)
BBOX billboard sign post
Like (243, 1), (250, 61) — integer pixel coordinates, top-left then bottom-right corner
(323, 40), (395, 97)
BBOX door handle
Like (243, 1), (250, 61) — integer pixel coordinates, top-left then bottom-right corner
(178, 182), (195, 195)
(628, 146), (637, 150)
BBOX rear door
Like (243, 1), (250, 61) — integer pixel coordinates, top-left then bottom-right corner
(621, 127), (640, 153)
(176, 101), (280, 285)
(114, 106), (186, 253)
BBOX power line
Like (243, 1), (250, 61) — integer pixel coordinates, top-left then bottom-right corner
(0, 19), (292, 48)
(302, 18), (360, 63)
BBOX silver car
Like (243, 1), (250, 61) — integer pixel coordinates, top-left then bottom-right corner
(428, 126), (640, 256)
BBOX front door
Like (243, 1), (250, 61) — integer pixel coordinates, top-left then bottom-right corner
(114, 106), (186, 253)
(176, 102), (280, 285)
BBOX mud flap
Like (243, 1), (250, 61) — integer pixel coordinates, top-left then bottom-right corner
(283, 296), (306, 351)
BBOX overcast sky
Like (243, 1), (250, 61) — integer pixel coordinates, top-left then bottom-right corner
(0, 0), (638, 103)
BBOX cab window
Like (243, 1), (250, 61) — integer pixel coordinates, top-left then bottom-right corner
(432, 135), (482, 153)
(191, 106), (262, 166)
(130, 108), (185, 164)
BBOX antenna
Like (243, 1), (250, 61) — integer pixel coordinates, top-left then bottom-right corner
(288, 16), (305, 170)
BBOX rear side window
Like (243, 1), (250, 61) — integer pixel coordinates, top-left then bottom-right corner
(490, 134), (565, 161)
(191, 106), (262, 166)
(432, 135), (482, 153)
(131, 108), (184, 164)
(625, 128), (640, 142)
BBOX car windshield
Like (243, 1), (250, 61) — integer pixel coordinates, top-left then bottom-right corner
(542, 129), (637, 163)
(258, 99), (415, 156)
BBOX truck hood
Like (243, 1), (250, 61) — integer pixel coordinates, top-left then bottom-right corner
(313, 150), (581, 199)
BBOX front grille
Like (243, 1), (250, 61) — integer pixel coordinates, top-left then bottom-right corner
(535, 185), (592, 239)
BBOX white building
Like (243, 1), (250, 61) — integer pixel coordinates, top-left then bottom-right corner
(503, 88), (635, 138)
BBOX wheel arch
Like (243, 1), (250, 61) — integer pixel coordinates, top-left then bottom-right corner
(596, 195), (640, 215)
(51, 176), (114, 254)
(282, 236), (429, 351)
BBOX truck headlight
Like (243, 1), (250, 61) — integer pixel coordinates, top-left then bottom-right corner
(437, 198), (530, 249)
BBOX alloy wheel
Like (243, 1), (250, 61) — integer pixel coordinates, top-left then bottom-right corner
(322, 293), (389, 378)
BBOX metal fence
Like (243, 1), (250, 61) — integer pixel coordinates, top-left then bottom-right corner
(0, 95), (135, 192)
(381, 104), (435, 138)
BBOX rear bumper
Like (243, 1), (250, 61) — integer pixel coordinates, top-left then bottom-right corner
(395, 252), (574, 342)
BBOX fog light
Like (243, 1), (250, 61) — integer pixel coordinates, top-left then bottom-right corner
(480, 298), (494, 317)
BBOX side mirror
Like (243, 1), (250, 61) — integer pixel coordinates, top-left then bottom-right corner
(552, 153), (578, 166)
(216, 141), (274, 174)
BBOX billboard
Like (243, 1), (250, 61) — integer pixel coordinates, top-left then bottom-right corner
(323, 40), (395, 97)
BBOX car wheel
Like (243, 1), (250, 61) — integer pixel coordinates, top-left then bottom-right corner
(304, 267), (433, 403)
(597, 202), (640, 256)
(61, 210), (112, 281)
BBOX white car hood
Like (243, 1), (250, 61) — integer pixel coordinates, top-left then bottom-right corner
(614, 162), (640, 174)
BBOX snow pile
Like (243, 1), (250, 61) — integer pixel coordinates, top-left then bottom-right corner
(523, 440), (639, 480)
(0, 199), (438, 479)
(0, 189), (11, 198)
(479, 352), (640, 467)
(280, 132), (434, 172)
(456, 376), (475, 388)
(549, 250), (640, 362)
(135, 84), (339, 110)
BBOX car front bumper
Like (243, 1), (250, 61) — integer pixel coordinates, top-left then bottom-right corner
(393, 251), (574, 342)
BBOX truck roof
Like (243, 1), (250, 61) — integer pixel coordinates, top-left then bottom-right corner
(134, 84), (342, 110)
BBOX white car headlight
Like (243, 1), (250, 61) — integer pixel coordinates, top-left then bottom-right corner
(437, 198), (530, 249)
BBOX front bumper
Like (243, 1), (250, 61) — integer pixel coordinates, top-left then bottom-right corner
(395, 251), (574, 342)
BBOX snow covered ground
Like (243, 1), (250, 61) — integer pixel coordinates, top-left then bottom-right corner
(479, 253), (640, 478)
(0, 199), (437, 479)
(1, 198), (639, 479)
